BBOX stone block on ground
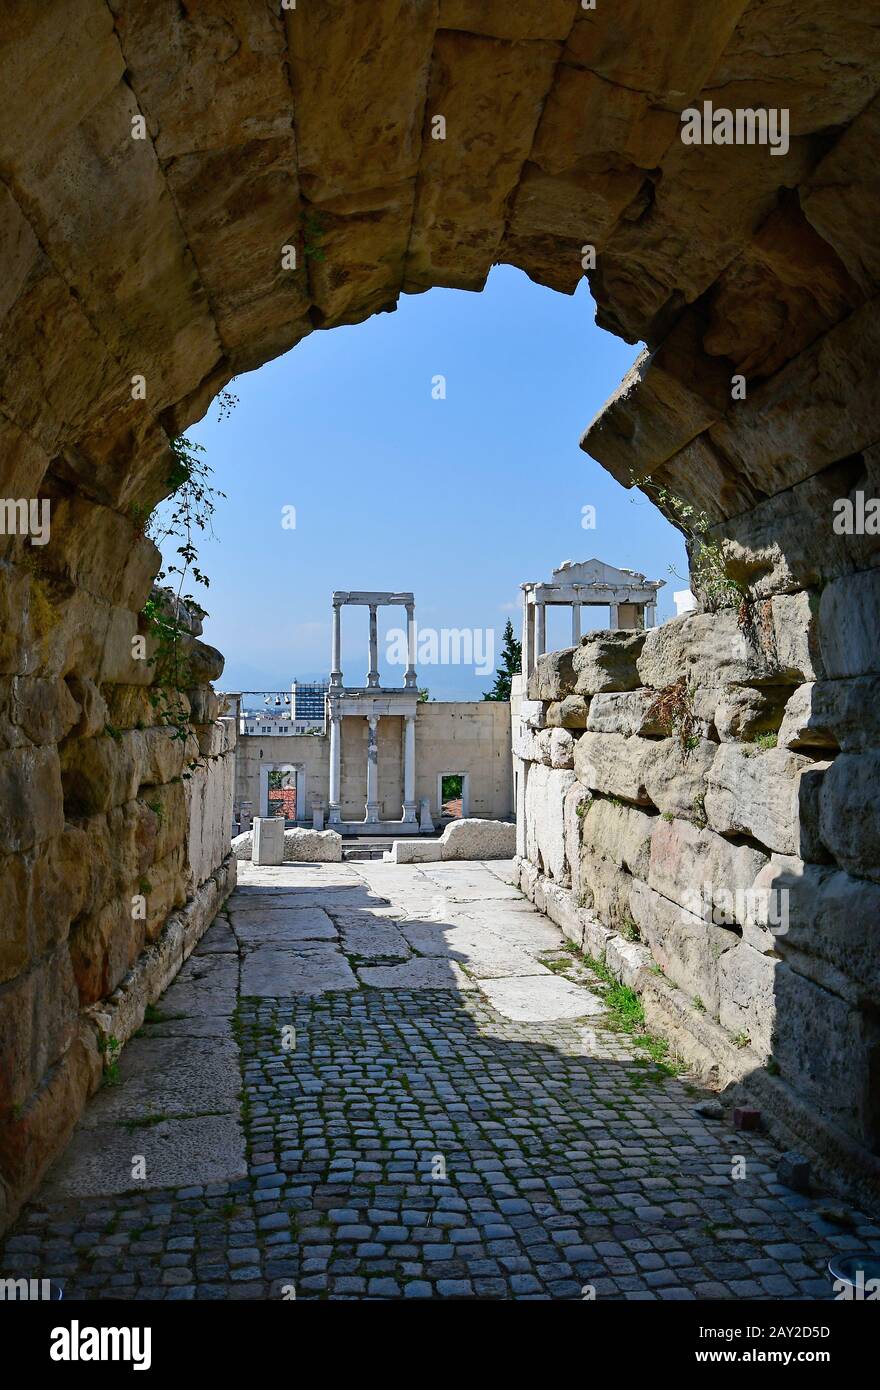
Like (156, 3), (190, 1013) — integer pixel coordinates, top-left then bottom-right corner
(231, 827), (343, 863)
(252, 816), (284, 866)
(385, 838), (443, 863)
(440, 818), (516, 860)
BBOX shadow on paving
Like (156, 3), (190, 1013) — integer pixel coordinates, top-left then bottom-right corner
(2, 862), (878, 1301)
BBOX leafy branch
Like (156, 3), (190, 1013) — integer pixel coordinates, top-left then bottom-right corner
(630, 471), (746, 615)
(140, 436), (225, 765)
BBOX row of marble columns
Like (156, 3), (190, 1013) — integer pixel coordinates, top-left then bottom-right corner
(328, 710), (418, 824)
(330, 600), (418, 690)
(522, 594), (657, 679)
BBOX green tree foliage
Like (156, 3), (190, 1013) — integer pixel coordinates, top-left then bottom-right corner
(483, 619), (521, 702)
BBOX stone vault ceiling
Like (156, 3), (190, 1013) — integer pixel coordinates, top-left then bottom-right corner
(0, 0), (878, 532)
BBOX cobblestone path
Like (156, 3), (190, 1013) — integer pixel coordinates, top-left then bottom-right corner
(3, 860), (878, 1300)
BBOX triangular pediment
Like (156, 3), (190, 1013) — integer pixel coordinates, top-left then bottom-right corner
(552, 558), (648, 587)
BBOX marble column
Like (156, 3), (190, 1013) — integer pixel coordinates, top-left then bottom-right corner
(521, 589), (533, 682)
(367, 604), (379, 687)
(365, 714), (380, 823)
(404, 602), (417, 688)
(402, 713), (417, 822)
(609, 603), (620, 630)
(328, 712), (342, 824)
(571, 602), (582, 645)
(330, 602), (343, 688)
(536, 602), (546, 660)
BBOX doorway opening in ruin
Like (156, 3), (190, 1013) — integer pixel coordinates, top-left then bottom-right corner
(439, 773), (468, 822)
(267, 769), (296, 821)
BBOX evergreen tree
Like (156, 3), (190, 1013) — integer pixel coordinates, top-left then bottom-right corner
(483, 619), (521, 701)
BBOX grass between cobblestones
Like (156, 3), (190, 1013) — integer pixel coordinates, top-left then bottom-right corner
(3, 988), (875, 1300)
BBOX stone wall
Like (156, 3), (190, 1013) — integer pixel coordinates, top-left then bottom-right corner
(0, 0), (878, 1223)
(513, 589), (880, 1202)
(0, 491), (235, 1233)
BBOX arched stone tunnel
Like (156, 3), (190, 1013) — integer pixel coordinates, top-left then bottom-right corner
(1, 0), (879, 1241)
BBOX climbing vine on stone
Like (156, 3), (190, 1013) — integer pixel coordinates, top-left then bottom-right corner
(140, 435), (225, 767)
(631, 472), (746, 615)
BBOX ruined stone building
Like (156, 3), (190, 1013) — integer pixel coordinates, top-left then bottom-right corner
(229, 589), (513, 836)
(1, 1), (879, 1241)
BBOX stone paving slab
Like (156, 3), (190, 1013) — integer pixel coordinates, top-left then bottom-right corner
(418, 864), (525, 901)
(40, 1115), (247, 1200)
(338, 920), (412, 961)
(357, 957), (476, 990)
(159, 953), (239, 1017)
(478, 974), (607, 1022)
(78, 1037), (242, 1128)
(458, 904), (565, 953)
(193, 919), (238, 954)
(230, 888), (386, 911)
(240, 946), (358, 997)
(229, 906), (338, 945)
(237, 865), (364, 888)
(397, 921), (552, 979)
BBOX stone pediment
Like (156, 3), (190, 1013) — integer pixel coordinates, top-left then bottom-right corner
(551, 558), (654, 588)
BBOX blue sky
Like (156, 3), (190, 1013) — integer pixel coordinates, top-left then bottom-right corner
(176, 265), (687, 700)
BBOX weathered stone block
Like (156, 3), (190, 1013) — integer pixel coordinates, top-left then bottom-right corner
(586, 688), (667, 737)
(441, 818), (516, 860)
(579, 797), (655, 882)
(705, 744), (821, 856)
(0, 970), (33, 1109)
(0, 744), (64, 852)
(818, 752), (880, 882)
(563, 780), (591, 905)
(186, 752), (235, 886)
(59, 734), (138, 816)
(630, 877), (737, 1018)
(702, 683), (789, 742)
(544, 694), (590, 728)
(641, 736), (717, 820)
(772, 964), (880, 1146)
(779, 677), (880, 752)
(754, 855), (880, 994)
(605, 935), (651, 990)
(647, 817), (768, 925)
(638, 607), (811, 691)
(8, 676), (79, 745)
(777, 1151), (811, 1192)
(817, 569), (880, 678)
(574, 730), (650, 805)
(573, 630), (645, 695)
(524, 762), (576, 884)
(716, 444), (880, 596)
(718, 943), (776, 1054)
(578, 853), (636, 933)
(385, 838), (442, 864)
(65, 676), (109, 739)
(532, 646), (576, 700)
(68, 897), (141, 1006)
(549, 727), (575, 769)
(0, 851), (29, 983)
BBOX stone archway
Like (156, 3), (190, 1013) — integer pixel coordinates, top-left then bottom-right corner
(1, 0), (879, 1227)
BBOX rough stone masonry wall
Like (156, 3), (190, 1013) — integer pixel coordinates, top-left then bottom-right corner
(514, 580), (880, 1204)
(0, 496), (236, 1232)
(0, 0), (878, 1225)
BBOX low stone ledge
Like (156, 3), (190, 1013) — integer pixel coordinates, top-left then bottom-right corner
(82, 853), (237, 1054)
(386, 819), (515, 864)
(517, 856), (880, 1216)
(0, 852), (237, 1237)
